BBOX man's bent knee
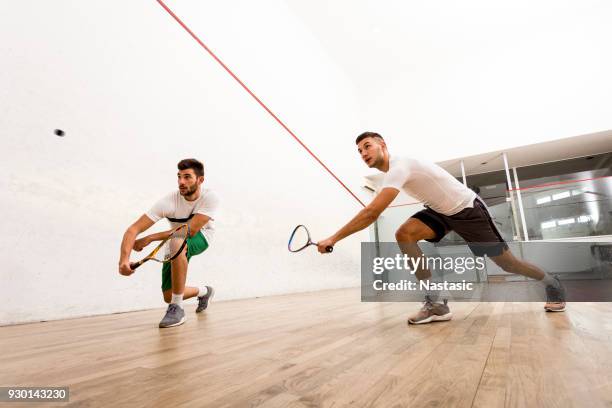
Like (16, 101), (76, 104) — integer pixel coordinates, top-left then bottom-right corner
(395, 228), (419, 243)
(395, 221), (435, 243)
(395, 225), (424, 242)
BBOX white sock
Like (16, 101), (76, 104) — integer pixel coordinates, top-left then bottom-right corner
(197, 287), (208, 298)
(171, 293), (184, 308)
(540, 273), (557, 287)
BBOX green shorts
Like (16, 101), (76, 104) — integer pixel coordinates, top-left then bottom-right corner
(161, 231), (209, 291)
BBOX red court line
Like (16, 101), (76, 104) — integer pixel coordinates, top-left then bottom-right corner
(507, 175), (611, 192)
(156, 0), (366, 207)
(389, 202), (421, 208)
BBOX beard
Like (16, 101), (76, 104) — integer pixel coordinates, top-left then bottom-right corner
(370, 154), (384, 168)
(179, 184), (197, 196)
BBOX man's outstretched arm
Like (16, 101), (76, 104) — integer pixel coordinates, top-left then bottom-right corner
(317, 188), (399, 253)
(118, 215), (155, 275)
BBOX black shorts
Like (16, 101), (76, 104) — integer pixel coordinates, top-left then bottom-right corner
(410, 198), (508, 257)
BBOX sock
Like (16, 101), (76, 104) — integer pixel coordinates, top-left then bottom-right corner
(540, 272), (558, 287)
(197, 287), (208, 298)
(421, 281), (440, 303)
(171, 293), (184, 308)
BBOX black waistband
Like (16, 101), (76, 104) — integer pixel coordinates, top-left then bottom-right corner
(167, 214), (194, 223)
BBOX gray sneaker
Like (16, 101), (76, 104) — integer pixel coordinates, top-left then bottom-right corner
(196, 286), (215, 313)
(544, 275), (566, 312)
(159, 303), (186, 328)
(408, 297), (453, 325)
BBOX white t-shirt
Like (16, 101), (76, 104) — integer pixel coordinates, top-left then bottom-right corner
(381, 156), (476, 216)
(146, 188), (219, 243)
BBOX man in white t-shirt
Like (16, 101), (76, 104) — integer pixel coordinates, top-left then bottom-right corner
(317, 132), (566, 324)
(119, 158), (219, 328)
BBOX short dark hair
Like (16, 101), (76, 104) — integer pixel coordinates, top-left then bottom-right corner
(355, 131), (384, 145)
(177, 158), (204, 177)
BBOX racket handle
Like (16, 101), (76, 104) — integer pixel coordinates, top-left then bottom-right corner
(129, 262), (141, 270)
(326, 246), (333, 253)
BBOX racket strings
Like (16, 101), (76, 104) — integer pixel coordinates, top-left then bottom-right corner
(157, 226), (188, 261)
(288, 225), (311, 252)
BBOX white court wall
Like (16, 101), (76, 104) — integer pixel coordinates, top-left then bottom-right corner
(291, 0), (612, 165)
(0, 0), (368, 325)
(3, 1), (612, 325)
(359, 1), (612, 163)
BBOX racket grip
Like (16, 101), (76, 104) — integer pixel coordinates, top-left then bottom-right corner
(326, 246), (333, 253)
(129, 262), (141, 270)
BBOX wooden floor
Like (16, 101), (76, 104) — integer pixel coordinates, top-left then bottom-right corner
(2, 289), (612, 407)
